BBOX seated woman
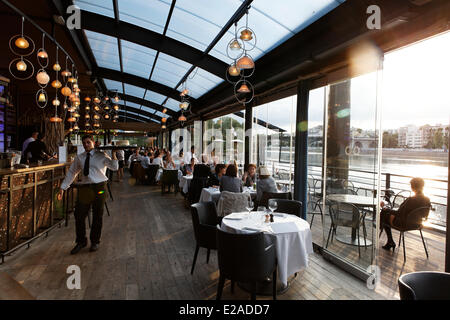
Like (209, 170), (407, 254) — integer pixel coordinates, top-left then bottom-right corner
(256, 166), (278, 203)
(220, 164), (243, 193)
(184, 157), (196, 175)
(242, 163), (257, 187)
(164, 152), (176, 170)
(208, 163), (227, 187)
(380, 177), (431, 251)
(152, 150), (163, 167)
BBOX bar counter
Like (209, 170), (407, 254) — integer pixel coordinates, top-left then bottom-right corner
(0, 160), (76, 258)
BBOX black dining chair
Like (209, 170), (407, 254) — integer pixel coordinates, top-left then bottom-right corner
(389, 206), (431, 262)
(216, 227), (277, 300)
(259, 191), (292, 208)
(272, 199), (302, 218)
(188, 177), (209, 204)
(327, 202), (366, 257)
(161, 169), (179, 194)
(398, 271), (450, 300)
(190, 202), (220, 275)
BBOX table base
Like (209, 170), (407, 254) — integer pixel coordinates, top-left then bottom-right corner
(237, 274), (297, 296)
(335, 234), (372, 247)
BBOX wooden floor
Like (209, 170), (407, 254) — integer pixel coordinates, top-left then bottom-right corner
(0, 173), (390, 300)
(307, 207), (446, 299)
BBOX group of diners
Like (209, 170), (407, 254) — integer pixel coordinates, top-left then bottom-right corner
(113, 145), (280, 204)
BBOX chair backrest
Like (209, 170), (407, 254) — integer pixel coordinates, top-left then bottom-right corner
(161, 169), (179, 184)
(216, 227), (276, 282)
(329, 202), (361, 228)
(272, 199), (302, 217)
(188, 177), (209, 204)
(147, 164), (160, 183)
(132, 162), (146, 181)
(396, 206), (431, 230)
(217, 191), (251, 217)
(259, 191), (292, 208)
(392, 190), (411, 209)
(398, 271), (450, 300)
(190, 202), (218, 249)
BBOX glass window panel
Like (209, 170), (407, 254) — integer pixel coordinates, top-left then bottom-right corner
(252, 0), (343, 35)
(144, 91), (167, 105)
(167, 0), (241, 52)
(164, 98), (180, 111)
(210, 0), (344, 62)
(73, 0), (114, 18)
(121, 40), (157, 78)
(85, 31), (120, 71)
(152, 53), (192, 87)
(124, 84), (146, 98)
(104, 79), (123, 93)
(118, 0), (170, 34)
(187, 67), (223, 98)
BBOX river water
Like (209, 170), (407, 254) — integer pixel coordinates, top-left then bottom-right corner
(265, 147), (448, 227)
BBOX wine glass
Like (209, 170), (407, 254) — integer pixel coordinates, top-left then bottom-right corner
(268, 199), (278, 214)
(246, 199), (254, 215)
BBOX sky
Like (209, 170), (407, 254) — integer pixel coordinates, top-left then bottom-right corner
(307, 31), (450, 130)
(225, 30), (450, 133)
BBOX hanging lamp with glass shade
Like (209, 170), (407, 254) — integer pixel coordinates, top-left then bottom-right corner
(178, 114), (187, 122)
(236, 54), (254, 70)
(36, 34), (49, 67)
(10, 17), (35, 54)
(237, 81), (250, 93)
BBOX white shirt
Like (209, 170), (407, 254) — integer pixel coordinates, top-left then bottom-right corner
(128, 153), (140, 168)
(116, 149), (125, 161)
(22, 137), (35, 159)
(152, 156), (163, 167)
(184, 151), (197, 164)
(139, 155), (151, 168)
(60, 149), (118, 190)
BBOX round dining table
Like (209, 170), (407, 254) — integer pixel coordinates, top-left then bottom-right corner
(326, 194), (376, 246)
(221, 211), (313, 292)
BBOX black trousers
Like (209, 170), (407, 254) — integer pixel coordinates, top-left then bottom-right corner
(380, 208), (399, 243)
(74, 182), (107, 245)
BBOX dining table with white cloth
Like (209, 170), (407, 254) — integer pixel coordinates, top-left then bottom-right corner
(179, 173), (193, 193)
(221, 211), (314, 288)
(199, 186), (257, 203)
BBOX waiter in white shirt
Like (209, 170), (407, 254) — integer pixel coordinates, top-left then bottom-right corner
(183, 145), (197, 165)
(57, 134), (118, 254)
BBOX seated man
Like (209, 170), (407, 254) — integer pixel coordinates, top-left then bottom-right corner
(208, 163), (226, 187)
(380, 177), (431, 251)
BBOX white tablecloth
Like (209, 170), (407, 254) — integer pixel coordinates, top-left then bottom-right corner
(155, 168), (163, 182)
(221, 212), (313, 287)
(179, 174), (193, 193)
(199, 187), (257, 203)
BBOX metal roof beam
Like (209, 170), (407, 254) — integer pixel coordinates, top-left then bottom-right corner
(80, 10), (228, 79)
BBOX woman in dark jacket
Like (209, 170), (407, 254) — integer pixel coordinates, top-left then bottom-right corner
(380, 177), (431, 250)
(220, 164), (242, 193)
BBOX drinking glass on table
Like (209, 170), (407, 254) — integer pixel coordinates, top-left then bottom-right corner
(268, 199), (278, 214)
(246, 199), (254, 215)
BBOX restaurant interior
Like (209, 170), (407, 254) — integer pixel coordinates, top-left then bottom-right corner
(0, 0), (449, 301)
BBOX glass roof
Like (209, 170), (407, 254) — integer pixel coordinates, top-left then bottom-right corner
(121, 40), (157, 78)
(73, 0), (114, 18)
(81, 0), (345, 118)
(104, 79), (123, 93)
(85, 30), (120, 71)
